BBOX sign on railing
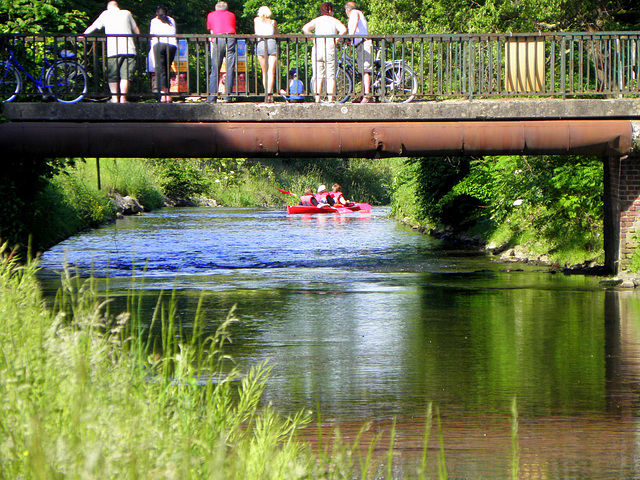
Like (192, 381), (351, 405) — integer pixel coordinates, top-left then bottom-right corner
(1, 32), (638, 103)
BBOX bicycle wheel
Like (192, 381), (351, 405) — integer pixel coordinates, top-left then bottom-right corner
(335, 66), (353, 103)
(0, 61), (22, 102)
(45, 61), (88, 104)
(379, 62), (418, 103)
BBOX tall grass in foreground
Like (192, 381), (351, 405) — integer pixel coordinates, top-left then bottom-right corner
(0, 244), (522, 479)
(0, 243), (317, 479)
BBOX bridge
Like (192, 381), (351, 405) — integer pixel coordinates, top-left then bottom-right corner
(2, 32), (640, 273)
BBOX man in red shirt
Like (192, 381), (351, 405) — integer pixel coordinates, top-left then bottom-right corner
(206, 1), (236, 102)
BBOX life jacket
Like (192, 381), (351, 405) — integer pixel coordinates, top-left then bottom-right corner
(329, 191), (344, 203)
(316, 192), (330, 203)
(300, 194), (315, 206)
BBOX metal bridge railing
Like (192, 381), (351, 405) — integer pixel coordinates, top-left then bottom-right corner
(1, 32), (639, 103)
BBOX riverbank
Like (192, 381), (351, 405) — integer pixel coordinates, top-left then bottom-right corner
(396, 215), (640, 288)
(390, 154), (640, 280)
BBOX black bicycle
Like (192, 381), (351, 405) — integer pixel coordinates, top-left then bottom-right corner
(0, 43), (88, 103)
(336, 44), (419, 103)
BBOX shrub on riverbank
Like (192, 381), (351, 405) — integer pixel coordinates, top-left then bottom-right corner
(390, 155), (605, 266)
(0, 158), (79, 255)
(24, 159), (166, 253)
(160, 157), (400, 207)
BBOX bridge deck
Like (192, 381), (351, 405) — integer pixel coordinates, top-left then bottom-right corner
(3, 98), (640, 123)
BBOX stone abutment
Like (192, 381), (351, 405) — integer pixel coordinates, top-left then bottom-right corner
(605, 154), (640, 274)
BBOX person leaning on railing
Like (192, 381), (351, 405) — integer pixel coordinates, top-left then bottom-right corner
(345, 1), (372, 103)
(83, 0), (140, 103)
(302, 2), (346, 103)
(206, 0), (236, 103)
(149, 5), (177, 103)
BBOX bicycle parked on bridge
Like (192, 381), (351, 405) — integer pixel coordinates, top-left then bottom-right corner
(336, 44), (419, 103)
(0, 41), (88, 103)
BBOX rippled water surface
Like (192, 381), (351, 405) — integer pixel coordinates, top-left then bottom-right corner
(39, 207), (640, 479)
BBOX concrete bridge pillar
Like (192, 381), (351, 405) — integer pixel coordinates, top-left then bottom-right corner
(604, 154), (640, 274)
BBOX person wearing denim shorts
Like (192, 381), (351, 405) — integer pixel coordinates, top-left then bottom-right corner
(84, 1), (140, 103)
(254, 6), (279, 102)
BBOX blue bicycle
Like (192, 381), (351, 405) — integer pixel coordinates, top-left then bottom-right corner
(0, 43), (88, 103)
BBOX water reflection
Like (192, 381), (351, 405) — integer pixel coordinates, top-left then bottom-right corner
(37, 207), (640, 478)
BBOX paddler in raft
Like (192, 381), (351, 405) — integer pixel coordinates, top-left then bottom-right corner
(315, 184), (336, 207)
(328, 183), (348, 206)
(299, 188), (319, 206)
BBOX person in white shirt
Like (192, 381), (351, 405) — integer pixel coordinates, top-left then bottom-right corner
(345, 2), (372, 103)
(302, 2), (346, 103)
(84, 0), (140, 103)
(150, 5), (177, 103)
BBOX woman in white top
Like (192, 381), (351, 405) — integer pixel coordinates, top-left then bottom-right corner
(254, 6), (279, 102)
(150, 5), (177, 102)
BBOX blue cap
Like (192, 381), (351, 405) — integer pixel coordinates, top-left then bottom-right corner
(289, 68), (297, 77)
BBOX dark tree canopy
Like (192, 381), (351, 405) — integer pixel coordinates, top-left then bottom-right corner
(2, 0), (637, 35)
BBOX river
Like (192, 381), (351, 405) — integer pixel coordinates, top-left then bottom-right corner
(38, 206), (640, 479)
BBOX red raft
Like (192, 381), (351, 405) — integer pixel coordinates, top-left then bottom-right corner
(286, 203), (372, 214)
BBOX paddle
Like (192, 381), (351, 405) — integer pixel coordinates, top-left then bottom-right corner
(278, 188), (299, 198)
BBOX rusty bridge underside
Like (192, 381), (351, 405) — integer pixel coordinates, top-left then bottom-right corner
(0, 119), (634, 158)
(1, 99), (639, 159)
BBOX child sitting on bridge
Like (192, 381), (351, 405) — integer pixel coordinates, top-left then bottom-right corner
(279, 68), (305, 103)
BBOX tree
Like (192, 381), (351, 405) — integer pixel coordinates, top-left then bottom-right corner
(0, 158), (76, 254)
(0, 0), (88, 33)
(366, 0), (639, 33)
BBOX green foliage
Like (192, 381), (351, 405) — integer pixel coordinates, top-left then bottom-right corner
(628, 235), (640, 273)
(29, 173), (115, 249)
(0, 0), (88, 33)
(242, 0), (323, 34)
(0, 157), (77, 253)
(153, 159), (210, 199)
(391, 154), (605, 265)
(469, 155), (604, 255)
(149, 157), (397, 207)
(366, 0), (639, 34)
(275, 157), (399, 206)
(390, 156), (470, 225)
(368, 0), (424, 34)
(3, 0), (639, 39)
(0, 252), (313, 478)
